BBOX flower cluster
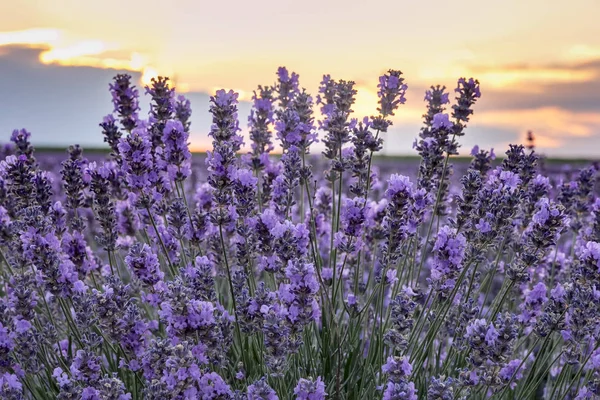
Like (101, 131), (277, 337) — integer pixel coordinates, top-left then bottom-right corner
(0, 67), (598, 400)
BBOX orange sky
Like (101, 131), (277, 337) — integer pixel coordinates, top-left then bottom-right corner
(1, 0), (599, 156)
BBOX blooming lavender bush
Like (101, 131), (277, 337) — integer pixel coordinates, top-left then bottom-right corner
(0, 70), (598, 399)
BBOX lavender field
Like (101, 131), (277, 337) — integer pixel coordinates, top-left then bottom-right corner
(0, 69), (599, 400)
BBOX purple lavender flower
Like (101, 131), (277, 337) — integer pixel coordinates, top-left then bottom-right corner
(0, 373), (23, 399)
(118, 127), (157, 192)
(10, 129), (35, 165)
(384, 287), (419, 351)
(521, 174), (552, 224)
(534, 283), (568, 337)
(99, 114), (121, 158)
(61, 145), (88, 213)
(382, 356), (413, 383)
(414, 136), (444, 194)
(82, 375), (132, 400)
(275, 108), (301, 150)
(109, 74), (140, 132)
(417, 84), (457, 204)
(1, 154), (35, 209)
(271, 220), (309, 267)
(383, 381), (418, 400)
(422, 85), (450, 127)
(372, 70), (407, 132)
(452, 77), (481, 135)
(339, 197), (365, 239)
(429, 226), (467, 299)
(146, 76), (175, 149)
(262, 305), (291, 376)
(507, 198), (566, 283)
(174, 95), (192, 132)
(282, 260), (320, 326)
(207, 89), (243, 226)
(276, 67), (300, 110)
(465, 313), (518, 370)
(113, 302), (152, 358)
(70, 350), (102, 383)
(54, 367), (84, 398)
(291, 89), (317, 152)
(162, 119), (191, 182)
(318, 76), (357, 174)
(431, 113), (453, 130)
(125, 243), (164, 286)
(427, 376), (455, 400)
(469, 146), (495, 176)
(577, 241), (600, 282)
(88, 163), (118, 252)
(198, 372), (233, 398)
(61, 230), (97, 278)
(561, 282), (600, 363)
(376, 70), (407, 117)
(248, 85), (275, 170)
(454, 169), (482, 231)
(20, 228), (78, 296)
(248, 377), (278, 400)
(378, 174), (424, 270)
(293, 376), (326, 400)
(7, 272), (38, 321)
(562, 167), (598, 231)
(271, 145), (302, 217)
(502, 144), (537, 189)
(233, 168), (258, 219)
(349, 117), (383, 196)
(33, 170), (53, 213)
(464, 167), (522, 247)
(48, 201), (67, 236)
(163, 199), (189, 248)
(159, 273), (233, 365)
(519, 282), (547, 328)
(499, 359), (525, 389)
(210, 89), (242, 143)
(574, 386), (595, 400)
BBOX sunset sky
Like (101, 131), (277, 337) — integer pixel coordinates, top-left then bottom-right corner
(1, 0), (599, 157)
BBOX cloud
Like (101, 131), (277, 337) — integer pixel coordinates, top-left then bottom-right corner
(414, 55), (600, 104)
(0, 28), (60, 47)
(476, 107), (600, 138)
(39, 40), (107, 63)
(0, 28), (161, 87)
(565, 45), (600, 62)
(466, 63), (598, 88)
(452, 57), (600, 112)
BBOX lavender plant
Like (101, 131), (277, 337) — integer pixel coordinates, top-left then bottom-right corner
(0, 68), (598, 400)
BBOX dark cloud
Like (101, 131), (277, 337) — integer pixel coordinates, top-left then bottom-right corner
(469, 58), (600, 113)
(476, 82), (600, 113)
(406, 69), (600, 114)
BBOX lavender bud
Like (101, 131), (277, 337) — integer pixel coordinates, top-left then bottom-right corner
(109, 74), (140, 132)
